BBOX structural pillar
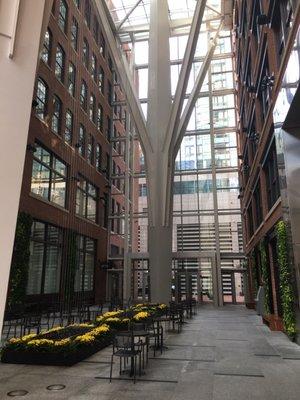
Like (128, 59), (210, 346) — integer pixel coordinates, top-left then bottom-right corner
(146, 0), (173, 304)
(0, 0), (52, 338)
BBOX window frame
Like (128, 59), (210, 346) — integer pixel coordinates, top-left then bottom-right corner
(36, 78), (48, 120)
(65, 109), (73, 144)
(41, 28), (52, 65)
(71, 17), (79, 51)
(58, 0), (68, 33)
(80, 80), (88, 111)
(76, 176), (98, 223)
(55, 44), (65, 82)
(67, 62), (76, 97)
(51, 95), (62, 134)
(27, 220), (63, 295)
(31, 142), (67, 208)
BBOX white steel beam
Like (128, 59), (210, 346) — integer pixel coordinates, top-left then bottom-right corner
(117, 0), (143, 31)
(146, 0), (172, 226)
(164, 0), (207, 154)
(174, 23), (223, 154)
(95, 0), (153, 155)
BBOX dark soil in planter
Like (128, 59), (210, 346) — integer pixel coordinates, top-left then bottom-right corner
(41, 326), (91, 340)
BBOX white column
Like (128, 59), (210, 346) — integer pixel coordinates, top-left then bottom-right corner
(0, 0), (52, 338)
(146, 0), (173, 304)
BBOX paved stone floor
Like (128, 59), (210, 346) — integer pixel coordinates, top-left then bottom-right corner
(1, 305), (300, 399)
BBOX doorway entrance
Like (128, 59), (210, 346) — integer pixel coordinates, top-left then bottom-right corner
(106, 270), (123, 305)
(221, 269), (245, 304)
(172, 252), (219, 306)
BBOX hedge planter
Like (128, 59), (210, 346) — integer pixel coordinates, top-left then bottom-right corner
(1, 303), (167, 367)
(1, 340), (111, 366)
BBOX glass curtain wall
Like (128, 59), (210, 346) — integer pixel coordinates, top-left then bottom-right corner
(106, 0), (243, 301)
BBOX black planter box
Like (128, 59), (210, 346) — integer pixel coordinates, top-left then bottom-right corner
(1, 340), (111, 366)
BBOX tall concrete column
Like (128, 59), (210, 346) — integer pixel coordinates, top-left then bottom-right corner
(0, 0), (52, 338)
(146, 0), (173, 304)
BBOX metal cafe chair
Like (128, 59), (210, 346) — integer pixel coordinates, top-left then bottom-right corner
(109, 332), (142, 384)
(89, 303), (103, 320)
(2, 304), (25, 339)
(130, 322), (150, 368)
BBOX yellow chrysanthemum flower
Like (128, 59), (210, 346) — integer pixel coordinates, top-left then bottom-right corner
(158, 304), (167, 309)
(27, 339), (54, 346)
(21, 333), (37, 341)
(102, 310), (124, 318)
(105, 317), (121, 322)
(74, 334), (95, 343)
(54, 338), (71, 346)
(133, 311), (150, 321)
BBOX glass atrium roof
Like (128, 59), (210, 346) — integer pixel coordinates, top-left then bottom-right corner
(106, 0), (232, 42)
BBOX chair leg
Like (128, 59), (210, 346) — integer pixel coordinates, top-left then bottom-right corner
(140, 353), (142, 376)
(109, 354), (114, 383)
(133, 356), (136, 384)
(146, 338), (149, 364)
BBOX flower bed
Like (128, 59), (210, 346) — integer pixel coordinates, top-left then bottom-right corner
(1, 303), (167, 366)
(1, 324), (112, 366)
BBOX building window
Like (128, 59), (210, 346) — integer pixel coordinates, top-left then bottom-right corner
(27, 221), (62, 295)
(93, 17), (99, 44)
(71, 17), (78, 51)
(74, 235), (95, 292)
(253, 181), (262, 230)
(67, 62), (76, 97)
(87, 133), (94, 164)
(78, 124), (85, 157)
(108, 56), (113, 72)
(116, 202), (121, 233)
(100, 33), (105, 57)
(80, 80), (87, 111)
(31, 143), (67, 207)
(65, 109), (73, 144)
(139, 183), (147, 197)
(82, 38), (89, 69)
(106, 116), (111, 141)
(36, 78), (48, 120)
(41, 29), (52, 65)
(96, 143), (102, 172)
(76, 176), (97, 222)
(89, 94), (96, 123)
(108, 81), (112, 105)
(51, 95), (62, 134)
(58, 0), (68, 33)
(98, 66), (104, 93)
(111, 198), (115, 232)
(106, 153), (110, 179)
(103, 193), (108, 228)
(247, 204), (254, 240)
(97, 104), (103, 131)
(55, 44), (65, 82)
(91, 53), (97, 82)
(117, 166), (122, 190)
(84, 0), (91, 28)
(263, 142), (281, 210)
